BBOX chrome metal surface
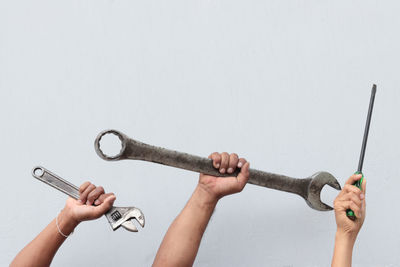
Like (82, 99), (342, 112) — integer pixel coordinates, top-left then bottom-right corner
(32, 166), (145, 232)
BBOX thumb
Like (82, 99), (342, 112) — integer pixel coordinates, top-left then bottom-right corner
(345, 173), (363, 185)
(92, 195), (116, 218)
(237, 162), (250, 188)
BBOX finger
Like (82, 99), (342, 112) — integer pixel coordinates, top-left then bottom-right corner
(227, 153), (239, 174)
(220, 152), (229, 174)
(80, 183), (96, 204)
(343, 184), (363, 196)
(342, 200), (362, 217)
(236, 162), (250, 190)
(343, 192), (362, 206)
(237, 158), (247, 168)
(94, 193), (115, 205)
(87, 186), (105, 205)
(345, 173), (363, 185)
(91, 195), (116, 218)
(79, 181), (91, 194)
(209, 152), (221, 169)
(349, 202), (362, 218)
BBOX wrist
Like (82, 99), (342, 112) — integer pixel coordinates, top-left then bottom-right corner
(335, 230), (357, 246)
(332, 230), (356, 267)
(58, 208), (80, 235)
(193, 185), (219, 209)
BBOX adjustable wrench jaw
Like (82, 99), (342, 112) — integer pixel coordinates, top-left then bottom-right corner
(105, 206), (145, 232)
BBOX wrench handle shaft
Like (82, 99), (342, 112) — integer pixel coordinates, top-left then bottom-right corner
(128, 138), (307, 195)
(32, 166), (80, 199)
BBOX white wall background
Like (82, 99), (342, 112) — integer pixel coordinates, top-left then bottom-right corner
(1, 1), (399, 266)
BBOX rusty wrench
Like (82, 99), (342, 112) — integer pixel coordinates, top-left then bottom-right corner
(32, 166), (145, 232)
(94, 130), (341, 211)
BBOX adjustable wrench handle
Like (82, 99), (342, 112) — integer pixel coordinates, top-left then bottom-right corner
(32, 166), (145, 232)
(95, 130), (310, 199)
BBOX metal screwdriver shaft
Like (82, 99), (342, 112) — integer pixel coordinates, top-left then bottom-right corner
(357, 84), (377, 173)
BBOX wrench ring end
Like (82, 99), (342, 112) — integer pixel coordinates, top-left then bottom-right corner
(32, 166), (45, 178)
(95, 129), (126, 161)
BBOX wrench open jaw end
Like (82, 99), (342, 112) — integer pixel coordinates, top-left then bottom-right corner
(121, 213), (146, 232)
(106, 206), (145, 232)
(306, 172), (341, 211)
(122, 209), (146, 232)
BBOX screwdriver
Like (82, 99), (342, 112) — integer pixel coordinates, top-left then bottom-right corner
(346, 84), (377, 220)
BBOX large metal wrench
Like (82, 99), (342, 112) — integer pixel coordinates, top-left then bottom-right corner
(94, 130), (341, 211)
(32, 166), (145, 232)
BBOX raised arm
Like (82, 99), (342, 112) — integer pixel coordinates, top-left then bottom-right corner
(153, 152), (250, 267)
(331, 174), (366, 267)
(10, 182), (115, 267)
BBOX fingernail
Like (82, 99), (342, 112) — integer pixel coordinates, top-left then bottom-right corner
(215, 163), (220, 168)
(94, 200), (100, 205)
(237, 162), (243, 168)
(227, 168), (233, 173)
(78, 199), (82, 204)
(86, 201), (90, 205)
(220, 168), (225, 173)
(360, 194), (365, 200)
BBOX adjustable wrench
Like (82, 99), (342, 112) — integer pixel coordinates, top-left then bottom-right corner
(32, 166), (145, 232)
(94, 130), (341, 211)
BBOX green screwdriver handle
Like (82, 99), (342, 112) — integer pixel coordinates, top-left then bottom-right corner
(346, 172), (364, 220)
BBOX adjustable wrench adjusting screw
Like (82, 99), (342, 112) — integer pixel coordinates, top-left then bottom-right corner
(111, 211), (122, 221)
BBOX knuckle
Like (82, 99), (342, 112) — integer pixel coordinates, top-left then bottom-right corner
(343, 184), (352, 191)
(79, 182), (90, 191)
(87, 193), (95, 200)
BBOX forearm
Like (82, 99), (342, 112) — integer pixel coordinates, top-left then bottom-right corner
(153, 185), (217, 267)
(10, 209), (78, 267)
(331, 231), (356, 267)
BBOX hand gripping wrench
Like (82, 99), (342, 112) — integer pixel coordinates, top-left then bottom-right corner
(94, 130), (341, 211)
(32, 166), (145, 232)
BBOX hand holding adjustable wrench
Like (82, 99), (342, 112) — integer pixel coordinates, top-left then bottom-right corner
(95, 130), (341, 211)
(32, 166), (145, 232)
